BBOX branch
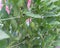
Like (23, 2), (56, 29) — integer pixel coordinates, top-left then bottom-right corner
(0, 16), (20, 21)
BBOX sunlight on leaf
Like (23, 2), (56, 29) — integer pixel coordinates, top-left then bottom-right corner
(0, 30), (9, 40)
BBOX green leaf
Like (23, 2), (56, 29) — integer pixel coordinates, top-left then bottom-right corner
(17, 0), (24, 7)
(44, 35), (56, 47)
(25, 12), (44, 18)
(10, 19), (17, 30)
(54, 40), (60, 46)
(0, 30), (9, 40)
(0, 40), (7, 48)
(50, 21), (60, 25)
(47, 46), (54, 48)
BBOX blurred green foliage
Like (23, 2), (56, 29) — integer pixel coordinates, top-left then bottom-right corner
(0, 0), (60, 48)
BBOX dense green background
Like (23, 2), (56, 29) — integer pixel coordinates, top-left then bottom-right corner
(0, 0), (60, 48)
